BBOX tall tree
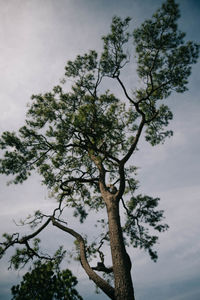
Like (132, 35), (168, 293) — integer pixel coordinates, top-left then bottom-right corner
(0, 0), (199, 299)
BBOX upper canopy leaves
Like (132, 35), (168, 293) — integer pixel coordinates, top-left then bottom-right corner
(133, 0), (199, 98)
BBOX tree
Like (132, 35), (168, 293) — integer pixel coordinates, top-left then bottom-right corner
(11, 261), (82, 300)
(0, 0), (199, 299)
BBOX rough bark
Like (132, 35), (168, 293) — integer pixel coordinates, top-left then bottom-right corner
(89, 152), (135, 299)
(106, 200), (135, 300)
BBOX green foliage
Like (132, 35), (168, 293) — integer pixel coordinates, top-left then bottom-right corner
(0, 0), (199, 268)
(124, 195), (169, 261)
(133, 0), (199, 97)
(11, 261), (82, 300)
(145, 104), (173, 145)
(100, 16), (131, 76)
(132, 0), (199, 145)
(10, 238), (41, 270)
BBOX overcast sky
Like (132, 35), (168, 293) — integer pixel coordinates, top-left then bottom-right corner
(0, 0), (200, 299)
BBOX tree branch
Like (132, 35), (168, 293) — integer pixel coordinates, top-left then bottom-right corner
(92, 263), (113, 274)
(60, 176), (99, 190)
(20, 218), (51, 242)
(51, 218), (115, 299)
(88, 153), (111, 201)
(115, 117), (145, 203)
(0, 218), (52, 262)
(115, 76), (135, 104)
(121, 117), (145, 166)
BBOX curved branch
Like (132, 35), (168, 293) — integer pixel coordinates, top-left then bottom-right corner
(116, 118), (145, 202)
(51, 218), (115, 299)
(0, 218), (52, 260)
(121, 117), (145, 166)
(115, 76), (135, 104)
(20, 218), (51, 242)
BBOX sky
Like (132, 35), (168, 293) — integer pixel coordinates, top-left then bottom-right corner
(0, 0), (200, 299)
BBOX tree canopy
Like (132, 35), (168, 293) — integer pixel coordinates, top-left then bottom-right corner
(0, 0), (199, 299)
(11, 261), (82, 300)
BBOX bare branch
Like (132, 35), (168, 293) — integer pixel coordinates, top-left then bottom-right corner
(121, 117), (145, 166)
(51, 218), (115, 299)
(92, 263), (113, 274)
(20, 218), (51, 242)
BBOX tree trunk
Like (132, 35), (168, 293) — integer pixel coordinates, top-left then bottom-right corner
(107, 200), (135, 300)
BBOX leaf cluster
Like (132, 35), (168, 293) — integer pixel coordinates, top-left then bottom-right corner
(11, 261), (82, 300)
(124, 195), (169, 261)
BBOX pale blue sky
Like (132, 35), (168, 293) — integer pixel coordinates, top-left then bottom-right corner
(0, 0), (200, 299)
